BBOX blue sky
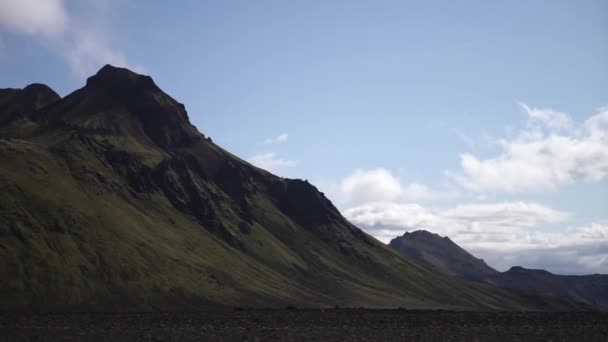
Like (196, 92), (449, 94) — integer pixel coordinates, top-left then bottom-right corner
(1, 0), (607, 274)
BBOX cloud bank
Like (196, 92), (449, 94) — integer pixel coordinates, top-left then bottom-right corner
(344, 201), (570, 244)
(450, 104), (608, 193)
(344, 201), (607, 274)
(332, 104), (608, 274)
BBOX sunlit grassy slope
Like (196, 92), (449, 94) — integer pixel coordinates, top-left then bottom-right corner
(0, 66), (584, 311)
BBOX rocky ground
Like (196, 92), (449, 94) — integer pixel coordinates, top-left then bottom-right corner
(1, 309), (607, 341)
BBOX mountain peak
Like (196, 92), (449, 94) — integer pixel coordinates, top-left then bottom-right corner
(22, 83), (60, 98)
(506, 266), (552, 275)
(70, 65), (204, 148)
(86, 65), (156, 93)
(0, 83), (60, 126)
(389, 230), (499, 280)
(98, 64), (131, 74)
(405, 230), (442, 239)
(403, 230), (456, 244)
(4, 65), (204, 149)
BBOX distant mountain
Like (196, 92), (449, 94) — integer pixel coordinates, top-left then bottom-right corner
(389, 230), (608, 310)
(0, 66), (584, 311)
(389, 230), (499, 280)
(486, 267), (608, 310)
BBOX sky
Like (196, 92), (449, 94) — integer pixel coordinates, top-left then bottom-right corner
(1, 0), (607, 275)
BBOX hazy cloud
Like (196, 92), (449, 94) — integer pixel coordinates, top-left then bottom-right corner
(469, 223), (608, 274)
(449, 104), (608, 192)
(0, 0), (142, 77)
(518, 101), (573, 131)
(58, 28), (140, 77)
(0, 0), (68, 37)
(248, 152), (296, 173)
(455, 130), (475, 148)
(263, 133), (289, 145)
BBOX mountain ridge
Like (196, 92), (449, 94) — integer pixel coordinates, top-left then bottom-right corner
(0, 66), (586, 312)
(389, 230), (608, 310)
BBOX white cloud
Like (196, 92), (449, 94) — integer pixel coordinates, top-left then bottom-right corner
(248, 152), (296, 173)
(0, 0), (141, 77)
(0, 0), (68, 37)
(450, 105), (608, 192)
(263, 133), (289, 145)
(402, 183), (435, 201)
(344, 201), (608, 274)
(344, 201), (570, 243)
(329, 168), (455, 207)
(338, 168), (403, 205)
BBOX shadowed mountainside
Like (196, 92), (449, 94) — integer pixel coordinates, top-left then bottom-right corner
(389, 230), (608, 310)
(0, 66), (586, 311)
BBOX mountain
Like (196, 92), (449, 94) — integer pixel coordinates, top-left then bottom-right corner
(486, 267), (608, 310)
(0, 83), (60, 130)
(389, 230), (608, 310)
(0, 66), (584, 311)
(388, 230), (499, 280)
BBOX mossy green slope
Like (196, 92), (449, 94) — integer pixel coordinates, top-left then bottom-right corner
(0, 66), (584, 311)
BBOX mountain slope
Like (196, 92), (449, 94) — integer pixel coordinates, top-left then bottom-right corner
(389, 230), (499, 280)
(0, 66), (584, 311)
(389, 230), (608, 310)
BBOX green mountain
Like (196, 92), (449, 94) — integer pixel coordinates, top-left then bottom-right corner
(0, 66), (584, 311)
(389, 230), (608, 310)
(389, 230), (499, 280)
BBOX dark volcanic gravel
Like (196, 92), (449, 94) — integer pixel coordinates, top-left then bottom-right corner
(1, 309), (607, 341)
